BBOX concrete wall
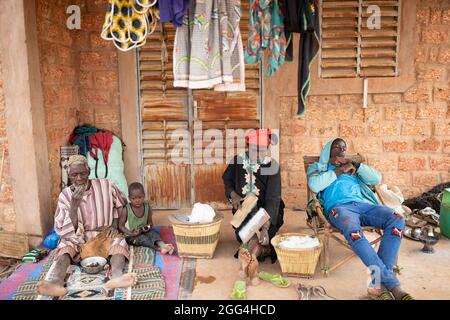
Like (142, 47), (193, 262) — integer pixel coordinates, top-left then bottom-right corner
(264, 0), (450, 208)
(0, 60), (15, 232)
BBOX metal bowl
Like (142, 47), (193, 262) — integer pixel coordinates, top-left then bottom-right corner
(80, 256), (107, 274)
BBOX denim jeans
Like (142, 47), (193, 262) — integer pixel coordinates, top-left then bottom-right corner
(325, 201), (405, 290)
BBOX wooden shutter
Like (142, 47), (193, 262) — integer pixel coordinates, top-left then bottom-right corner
(191, 0), (261, 206)
(139, 23), (190, 209)
(360, 0), (400, 77)
(320, 0), (359, 78)
(320, 0), (400, 78)
(138, 0), (260, 208)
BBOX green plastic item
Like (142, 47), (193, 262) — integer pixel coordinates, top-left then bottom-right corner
(230, 281), (247, 300)
(440, 188), (450, 239)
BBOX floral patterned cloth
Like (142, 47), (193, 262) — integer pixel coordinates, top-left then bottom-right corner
(173, 0), (245, 91)
(245, 0), (287, 76)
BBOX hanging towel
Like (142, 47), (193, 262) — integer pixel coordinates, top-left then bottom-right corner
(245, 0), (287, 77)
(173, 0), (245, 91)
(101, 0), (158, 52)
(281, 0), (320, 115)
(159, 0), (190, 27)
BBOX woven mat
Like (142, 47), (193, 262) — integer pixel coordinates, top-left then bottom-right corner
(12, 246), (164, 300)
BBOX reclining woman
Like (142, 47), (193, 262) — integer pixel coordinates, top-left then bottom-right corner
(307, 138), (414, 300)
(37, 155), (136, 297)
(222, 129), (285, 285)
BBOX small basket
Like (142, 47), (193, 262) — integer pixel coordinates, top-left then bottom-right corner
(170, 212), (223, 259)
(0, 231), (29, 259)
(271, 233), (322, 278)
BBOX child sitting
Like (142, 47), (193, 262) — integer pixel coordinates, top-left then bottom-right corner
(119, 182), (174, 255)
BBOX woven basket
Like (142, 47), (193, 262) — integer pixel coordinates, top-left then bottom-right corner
(170, 212), (223, 259)
(271, 233), (322, 278)
(0, 231), (29, 259)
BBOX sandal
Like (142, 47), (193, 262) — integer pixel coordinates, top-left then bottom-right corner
(230, 280), (247, 300)
(377, 291), (394, 300)
(399, 293), (415, 300)
(258, 271), (291, 288)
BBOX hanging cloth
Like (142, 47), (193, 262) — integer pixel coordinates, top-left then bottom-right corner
(173, 0), (245, 91)
(159, 0), (190, 27)
(245, 0), (287, 77)
(281, 0), (320, 115)
(88, 131), (113, 179)
(101, 0), (159, 52)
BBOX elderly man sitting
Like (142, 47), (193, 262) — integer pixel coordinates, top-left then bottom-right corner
(37, 155), (136, 297)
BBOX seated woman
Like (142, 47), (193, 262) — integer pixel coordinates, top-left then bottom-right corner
(37, 155), (136, 297)
(222, 129), (284, 285)
(307, 137), (413, 300)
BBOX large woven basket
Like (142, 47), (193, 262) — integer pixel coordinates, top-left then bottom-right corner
(271, 233), (322, 278)
(0, 231), (29, 259)
(170, 212), (223, 259)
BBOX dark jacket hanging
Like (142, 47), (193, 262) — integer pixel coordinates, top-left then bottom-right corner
(280, 0), (320, 115)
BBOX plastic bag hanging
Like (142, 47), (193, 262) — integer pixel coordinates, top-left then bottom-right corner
(101, 0), (159, 52)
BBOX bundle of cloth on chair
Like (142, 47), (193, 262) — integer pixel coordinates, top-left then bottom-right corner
(69, 126), (128, 198)
(87, 135), (129, 199)
(173, 0), (245, 91)
(69, 125), (99, 157)
(279, 0), (320, 115)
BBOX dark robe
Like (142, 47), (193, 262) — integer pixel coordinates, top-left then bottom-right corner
(222, 155), (285, 245)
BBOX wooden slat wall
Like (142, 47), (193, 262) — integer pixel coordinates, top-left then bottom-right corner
(320, 0), (400, 78)
(192, 0), (260, 164)
(138, 0), (260, 208)
(139, 23), (188, 165)
(192, 0), (260, 205)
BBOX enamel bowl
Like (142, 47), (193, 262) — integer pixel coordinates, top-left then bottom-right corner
(80, 256), (107, 274)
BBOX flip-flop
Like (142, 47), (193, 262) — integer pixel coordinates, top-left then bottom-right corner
(230, 281), (247, 300)
(258, 271), (291, 288)
(399, 293), (415, 300)
(377, 291), (394, 300)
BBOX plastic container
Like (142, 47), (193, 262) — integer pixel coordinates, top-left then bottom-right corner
(439, 188), (450, 239)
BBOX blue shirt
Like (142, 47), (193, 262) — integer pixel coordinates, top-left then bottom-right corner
(321, 164), (371, 214)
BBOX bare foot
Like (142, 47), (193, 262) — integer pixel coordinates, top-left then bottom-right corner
(238, 266), (247, 280)
(36, 280), (67, 297)
(248, 255), (260, 286)
(238, 247), (251, 279)
(160, 243), (175, 255)
(105, 273), (138, 289)
(367, 287), (382, 297)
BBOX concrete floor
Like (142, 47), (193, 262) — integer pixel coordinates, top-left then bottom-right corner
(153, 209), (450, 300)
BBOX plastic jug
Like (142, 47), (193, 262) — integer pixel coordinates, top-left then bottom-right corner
(439, 188), (450, 239)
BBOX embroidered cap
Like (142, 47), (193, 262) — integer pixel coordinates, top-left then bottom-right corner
(246, 129), (272, 146)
